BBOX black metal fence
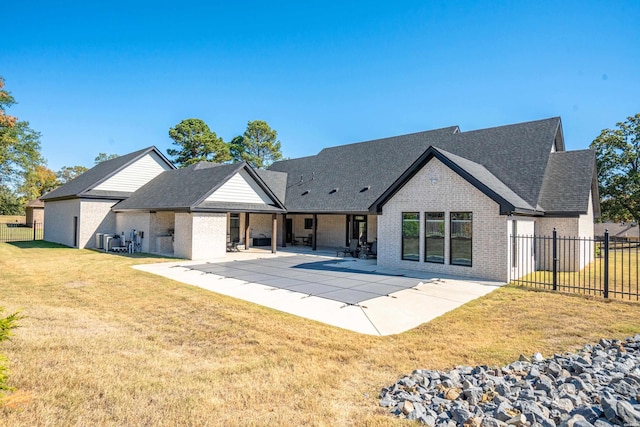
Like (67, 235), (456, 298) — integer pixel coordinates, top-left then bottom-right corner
(509, 229), (639, 301)
(0, 221), (44, 243)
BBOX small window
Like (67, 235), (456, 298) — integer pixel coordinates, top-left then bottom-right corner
(304, 218), (313, 229)
(402, 212), (419, 261)
(425, 212), (444, 263)
(450, 212), (472, 266)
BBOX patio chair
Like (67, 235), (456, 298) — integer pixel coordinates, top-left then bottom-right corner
(226, 235), (239, 252)
(337, 238), (360, 258)
(305, 233), (313, 247)
(364, 240), (377, 259)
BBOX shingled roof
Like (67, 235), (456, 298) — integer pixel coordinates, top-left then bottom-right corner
(269, 117), (580, 215)
(41, 146), (173, 201)
(268, 126), (460, 213)
(113, 162), (286, 213)
(537, 150), (600, 216)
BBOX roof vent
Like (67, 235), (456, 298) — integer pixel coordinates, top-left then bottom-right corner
(360, 186), (371, 193)
(329, 188), (339, 194)
(302, 190), (310, 196)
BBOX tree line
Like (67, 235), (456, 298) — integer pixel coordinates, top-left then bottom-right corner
(0, 76), (283, 215)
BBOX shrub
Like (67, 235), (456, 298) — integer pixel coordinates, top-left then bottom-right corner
(0, 308), (20, 392)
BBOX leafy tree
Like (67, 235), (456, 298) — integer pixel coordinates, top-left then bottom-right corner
(0, 78), (17, 129)
(228, 135), (246, 165)
(19, 165), (59, 201)
(590, 113), (640, 225)
(0, 186), (23, 215)
(167, 118), (230, 168)
(57, 165), (89, 184)
(0, 308), (20, 393)
(0, 76), (44, 217)
(94, 153), (119, 165)
(230, 120), (283, 169)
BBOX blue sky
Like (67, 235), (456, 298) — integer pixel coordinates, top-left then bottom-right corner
(2, 1), (639, 172)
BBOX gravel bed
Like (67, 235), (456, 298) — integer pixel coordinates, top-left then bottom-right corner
(380, 336), (640, 426)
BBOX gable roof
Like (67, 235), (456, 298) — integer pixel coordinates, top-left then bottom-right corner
(41, 146), (174, 201)
(537, 149), (600, 216)
(113, 162), (286, 213)
(269, 117), (566, 214)
(372, 147), (539, 214)
(268, 126), (460, 213)
(594, 222), (637, 238)
(26, 198), (44, 208)
(255, 169), (288, 206)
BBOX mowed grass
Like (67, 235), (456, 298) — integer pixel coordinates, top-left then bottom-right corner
(514, 249), (640, 301)
(0, 224), (43, 243)
(1, 243), (640, 426)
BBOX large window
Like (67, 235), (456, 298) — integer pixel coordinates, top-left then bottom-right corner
(450, 212), (472, 266)
(402, 212), (419, 261)
(425, 212), (445, 263)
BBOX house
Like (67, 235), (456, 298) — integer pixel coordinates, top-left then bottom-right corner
(25, 198), (44, 226)
(594, 222), (639, 241)
(41, 147), (176, 248)
(41, 117), (599, 282)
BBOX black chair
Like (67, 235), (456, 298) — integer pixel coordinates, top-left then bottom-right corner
(364, 240), (377, 259)
(305, 233), (313, 246)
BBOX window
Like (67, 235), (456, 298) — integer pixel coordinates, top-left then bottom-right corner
(450, 212), (472, 266)
(304, 218), (313, 229)
(402, 212), (419, 261)
(425, 212), (444, 263)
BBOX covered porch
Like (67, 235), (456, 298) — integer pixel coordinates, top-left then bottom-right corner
(276, 213), (378, 253)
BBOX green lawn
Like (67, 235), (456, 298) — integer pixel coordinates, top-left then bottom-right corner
(0, 224), (43, 243)
(1, 241), (640, 426)
(513, 249), (640, 301)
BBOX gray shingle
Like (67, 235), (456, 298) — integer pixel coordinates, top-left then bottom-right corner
(269, 126), (460, 213)
(41, 146), (171, 201)
(114, 162), (286, 213)
(255, 169), (288, 205)
(537, 150), (596, 214)
(269, 118), (563, 214)
(435, 148), (537, 212)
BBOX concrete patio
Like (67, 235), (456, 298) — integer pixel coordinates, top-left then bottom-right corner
(134, 248), (503, 336)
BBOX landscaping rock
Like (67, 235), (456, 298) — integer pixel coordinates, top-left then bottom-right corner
(381, 335), (640, 426)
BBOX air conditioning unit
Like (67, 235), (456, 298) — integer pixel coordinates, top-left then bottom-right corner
(95, 233), (104, 249)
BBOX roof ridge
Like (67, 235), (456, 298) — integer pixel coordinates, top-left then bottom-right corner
(457, 116), (560, 135)
(316, 126), (459, 154)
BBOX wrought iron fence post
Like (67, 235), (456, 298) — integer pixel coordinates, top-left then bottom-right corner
(552, 228), (557, 291)
(33, 221), (37, 241)
(603, 229), (609, 299)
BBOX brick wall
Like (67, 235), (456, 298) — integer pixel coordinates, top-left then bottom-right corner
(116, 212), (152, 253)
(174, 212), (227, 260)
(79, 199), (118, 249)
(44, 199), (80, 248)
(377, 158), (508, 281)
(533, 190), (595, 272)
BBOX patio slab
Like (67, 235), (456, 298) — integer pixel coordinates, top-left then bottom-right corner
(134, 251), (503, 335)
